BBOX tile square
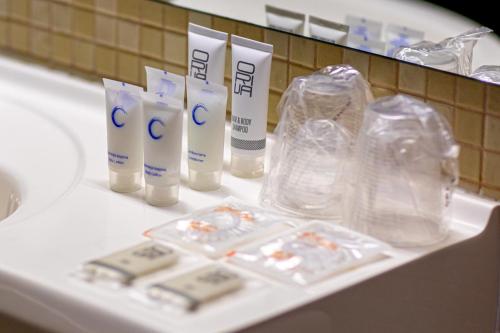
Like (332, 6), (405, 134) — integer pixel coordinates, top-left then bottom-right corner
(270, 58), (288, 92)
(140, 57), (163, 86)
(288, 64), (312, 82)
(237, 23), (262, 42)
(0, 20), (6, 47)
(117, 0), (140, 21)
(140, 25), (163, 59)
(426, 69), (455, 103)
(289, 36), (315, 67)
(31, 0), (50, 28)
(454, 108), (483, 146)
(73, 0), (95, 10)
(73, 8), (95, 40)
(372, 86), (396, 99)
(398, 63), (426, 96)
(73, 39), (95, 71)
(369, 55), (398, 89)
(482, 151), (500, 187)
(8, 22), (29, 52)
(458, 179), (480, 193)
(164, 31), (186, 66)
(342, 49), (369, 78)
(51, 2), (72, 34)
(163, 5), (187, 33)
(480, 186), (500, 201)
(189, 11), (212, 28)
(10, 0), (29, 21)
(0, 0), (7, 17)
(95, 45), (116, 77)
(455, 77), (485, 112)
(52, 33), (72, 65)
(30, 28), (50, 59)
(264, 29), (288, 60)
(316, 42), (343, 68)
(268, 91), (282, 125)
(164, 62), (187, 76)
(213, 17), (237, 37)
(484, 115), (500, 152)
(117, 52), (140, 83)
(95, 0), (116, 14)
(427, 100), (454, 126)
(141, 0), (163, 28)
(95, 14), (116, 46)
(117, 20), (139, 52)
(458, 145), (481, 182)
(486, 84), (500, 115)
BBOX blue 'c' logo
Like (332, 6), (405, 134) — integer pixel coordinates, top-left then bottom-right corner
(111, 106), (127, 128)
(148, 117), (165, 140)
(192, 103), (208, 126)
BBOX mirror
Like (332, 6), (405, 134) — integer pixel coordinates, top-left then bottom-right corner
(165, 0), (500, 82)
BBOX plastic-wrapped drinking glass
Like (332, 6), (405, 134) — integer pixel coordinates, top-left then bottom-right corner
(261, 65), (373, 218)
(470, 65), (500, 84)
(345, 94), (459, 247)
(393, 27), (492, 75)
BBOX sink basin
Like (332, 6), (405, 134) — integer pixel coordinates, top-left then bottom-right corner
(0, 169), (20, 222)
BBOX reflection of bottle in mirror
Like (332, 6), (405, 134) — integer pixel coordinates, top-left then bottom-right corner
(345, 94), (460, 247)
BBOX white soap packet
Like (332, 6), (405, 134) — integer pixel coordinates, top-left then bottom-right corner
(72, 242), (178, 289)
(265, 5), (306, 34)
(309, 16), (349, 44)
(345, 15), (383, 40)
(145, 66), (185, 102)
(346, 34), (386, 55)
(144, 198), (295, 258)
(385, 24), (424, 56)
(228, 222), (390, 286)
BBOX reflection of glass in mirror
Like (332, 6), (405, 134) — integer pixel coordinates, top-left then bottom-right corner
(265, 5), (305, 34)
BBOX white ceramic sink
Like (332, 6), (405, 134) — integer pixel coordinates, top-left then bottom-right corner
(0, 168), (20, 222)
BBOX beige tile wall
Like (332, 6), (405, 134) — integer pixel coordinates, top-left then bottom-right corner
(0, 0), (499, 200)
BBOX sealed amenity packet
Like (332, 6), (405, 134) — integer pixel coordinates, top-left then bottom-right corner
(74, 242), (178, 288)
(144, 198), (294, 258)
(228, 222), (389, 286)
(145, 66), (185, 102)
(144, 265), (244, 312)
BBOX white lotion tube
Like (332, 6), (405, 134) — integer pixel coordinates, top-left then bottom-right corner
(142, 93), (183, 206)
(145, 66), (185, 101)
(188, 23), (228, 85)
(186, 77), (228, 191)
(103, 78), (144, 192)
(309, 16), (349, 45)
(230, 35), (273, 178)
(265, 5), (305, 34)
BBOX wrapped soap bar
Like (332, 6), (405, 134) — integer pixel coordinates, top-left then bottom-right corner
(76, 242), (177, 287)
(144, 198), (293, 258)
(146, 265), (243, 311)
(228, 222), (389, 286)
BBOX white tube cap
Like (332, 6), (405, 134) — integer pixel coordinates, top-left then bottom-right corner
(188, 169), (222, 191)
(145, 184), (179, 207)
(109, 170), (141, 193)
(230, 154), (265, 178)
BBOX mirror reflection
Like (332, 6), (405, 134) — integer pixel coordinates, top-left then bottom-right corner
(167, 0), (500, 83)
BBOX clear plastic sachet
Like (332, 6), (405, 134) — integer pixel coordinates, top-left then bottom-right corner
(228, 222), (389, 286)
(144, 199), (294, 258)
(261, 65), (373, 218)
(393, 26), (492, 75)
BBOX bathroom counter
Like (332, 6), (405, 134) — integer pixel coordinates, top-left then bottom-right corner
(0, 56), (498, 333)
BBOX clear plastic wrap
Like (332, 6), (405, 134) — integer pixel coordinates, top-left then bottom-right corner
(261, 65), (373, 218)
(471, 65), (500, 84)
(393, 27), (492, 75)
(144, 198), (294, 258)
(345, 94), (460, 247)
(228, 222), (389, 286)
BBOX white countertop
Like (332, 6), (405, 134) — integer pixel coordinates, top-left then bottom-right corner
(0, 55), (497, 333)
